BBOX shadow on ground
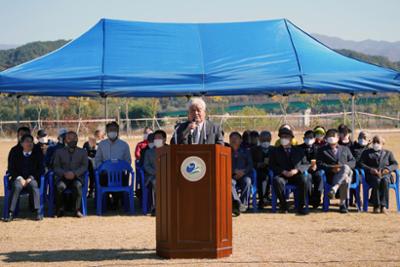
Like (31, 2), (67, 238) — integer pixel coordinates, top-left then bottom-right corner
(0, 248), (161, 263)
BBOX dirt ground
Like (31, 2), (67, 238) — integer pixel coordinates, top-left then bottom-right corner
(1, 131), (400, 267)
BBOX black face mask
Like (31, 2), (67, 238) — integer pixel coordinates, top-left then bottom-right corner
(67, 141), (78, 149)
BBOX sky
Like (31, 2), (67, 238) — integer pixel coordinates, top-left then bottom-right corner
(0, 0), (399, 44)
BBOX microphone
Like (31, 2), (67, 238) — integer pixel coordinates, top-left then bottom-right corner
(188, 118), (195, 144)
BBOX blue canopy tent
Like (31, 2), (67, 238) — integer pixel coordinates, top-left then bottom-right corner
(0, 18), (399, 131)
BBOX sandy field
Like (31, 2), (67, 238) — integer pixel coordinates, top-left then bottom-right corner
(1, 131), (400, 267)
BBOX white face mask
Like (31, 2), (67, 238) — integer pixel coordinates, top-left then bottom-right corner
(372, 143), (382, 151)
(107, 131), (118, 140)
(148, 143), (155, 149)
(304, 138), (315, 146)
(315, 134), (324, 140)
(154, 139), (164, 148)
(39, 137), (48, 144)
(327, 137), (338, 145)
(261, 142), (270, 148)
(358, 139), (368, 146)
(280, 138), (290, 146)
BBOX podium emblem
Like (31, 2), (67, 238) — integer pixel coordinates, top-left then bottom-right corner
(180, 156), (206, 182)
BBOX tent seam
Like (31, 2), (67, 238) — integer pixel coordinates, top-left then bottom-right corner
(284, 19), (304, 90)
(101, 19), (106, 96)
(195, 24), (206, 92)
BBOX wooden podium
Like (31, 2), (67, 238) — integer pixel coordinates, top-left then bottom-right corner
(156, 144), (232, 259)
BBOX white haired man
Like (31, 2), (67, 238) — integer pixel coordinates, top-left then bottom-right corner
(171, 97), (224, 145)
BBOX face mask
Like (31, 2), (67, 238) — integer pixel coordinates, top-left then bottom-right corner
(67, 140), (78, 149)
(154, 139), (164, 148)
(261, 142), (270, 148)
(315, 134), (324, 140)
(148, 143), (155, 149)
(280, 138), (290, 146)
(143, 134), (149, 140)
(304, 138), (315, 146)
(358, 139), (368, 146)
(327, 137), (338, 145)
(372, 143), (382, 151)
(39, 137), (48, 144)
(107, 131), (118, 140)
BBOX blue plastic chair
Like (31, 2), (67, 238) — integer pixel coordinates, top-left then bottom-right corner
(95, 159), (135, 215)
(47, 171), (89, 217)
(270, 170), (309, 213)
(2, 172), (46, 219)
(360, 169), (400, 212)
(320, 169), (361, 212)
(135, 160), (151, 215)
(249, 169), (258, 211)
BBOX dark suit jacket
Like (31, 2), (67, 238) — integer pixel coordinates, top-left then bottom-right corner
(251, 145), (272, 174)
(359, 148), (398, 176)
(53, 147), (88, 182)
(269, 145), (309, 176)
(316, 145), (356, 176)
(232, 147), (253, 177)
(297, 143), (318, 163)
(170, 120), (224, 145)
(8, 142), (43, 171)
(8, 148), (44, 184)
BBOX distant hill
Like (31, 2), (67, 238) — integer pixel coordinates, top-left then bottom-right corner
(0, 44), (19, 50)
(0, 40), (69, 71)
(313, 33), (400, 62)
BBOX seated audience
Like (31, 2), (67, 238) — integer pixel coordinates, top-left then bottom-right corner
(45, 128), (68, 169)
(83, 129), (104, 198)
(298, 130), (323, 209)
(251, 130), (273, 208)
(270, 128), (310, 214)
(351, 131), (370, 162)
(34, 129), (53, 156)
(275, 124), (298, 146)
(240, 130), (252, 149)
(313, 126), (327, 149)
(317, 129), (356, 213)
(230, 132), (253, 216)
(53, 131), (88, 218)
(139, 133), (155, 167)
(338, 124), (353, 148)
(8, 126), (42, 168)
(135, 127), (153, 160)
(5, 134), (44, 222)
(143, 130), (167, 215)
(95, 122), (132, 209)
(360, 135), (398, 213)
(249, 130), (260, 148)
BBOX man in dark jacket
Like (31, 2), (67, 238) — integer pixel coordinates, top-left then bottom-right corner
(230, 132), (253, 215)
(360, 135), (398, 213)
(251, 130), (272, 208)
(6, 134), (44, 222)
(53, 131), (88, 218)
(317, 128), (356, 213)
(298, 130), (323, 209)
(171, 97), (224, 145)
(270, 128), (310, 215)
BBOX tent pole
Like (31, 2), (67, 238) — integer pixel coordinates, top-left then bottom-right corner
(104, 96), (108, 122)
(16, 95), (21, 128)
(351, 94), (355, 140)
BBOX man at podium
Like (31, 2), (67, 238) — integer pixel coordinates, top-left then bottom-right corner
(171, 97), (224, 145)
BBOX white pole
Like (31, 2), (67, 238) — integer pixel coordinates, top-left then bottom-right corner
(351, 94), (355, 140)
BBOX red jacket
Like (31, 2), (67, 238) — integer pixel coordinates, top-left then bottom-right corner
(135, 140), (149, 159)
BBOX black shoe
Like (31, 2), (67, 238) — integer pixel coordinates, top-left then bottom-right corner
(297, 208), (309, 215)
(339, 205), (348, 214)
(56, 209), (64, 218)
(4, 212), (14, 222)
(75, 211), (84, 218)
(232, 201), (241, 216)
(151, 209), (156, 217)
(279, 203), (289, 214)
(35, 211), (43, 221)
